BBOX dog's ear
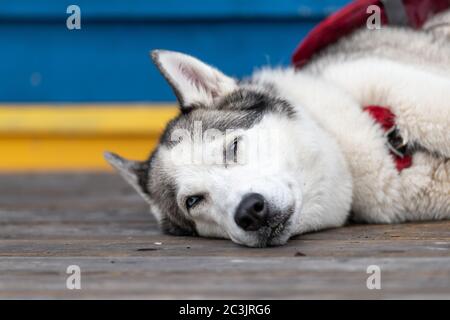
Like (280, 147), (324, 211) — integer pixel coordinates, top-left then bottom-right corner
(151, 50), (237, 108)
(104, 151), (151, 202)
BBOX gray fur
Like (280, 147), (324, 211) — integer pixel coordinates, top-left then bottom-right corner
(160, 88), (295, 148)
(103, 152), (150, 200)
(106, 19), (450, 240)
(305, 26), (450, 75)
(146, 149), (198, 236)
(151, 50), (187, 106)
(146, 88), (295, 236)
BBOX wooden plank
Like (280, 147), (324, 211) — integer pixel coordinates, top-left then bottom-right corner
(299, 221), (450, 241)
(0, 173), (449, 299)
(0, 238), (449, 258)
(0, 257), (448, 299)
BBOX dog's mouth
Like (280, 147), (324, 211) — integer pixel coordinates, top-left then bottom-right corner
(253, 211), (293, 247)
(268, 215), (290, 240)
(230, 200), (297, 248)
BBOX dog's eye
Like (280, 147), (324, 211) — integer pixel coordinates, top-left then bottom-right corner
(232, 137), (239, 161)
(225, 136), (240, 164)
(185, 195), (204, 210)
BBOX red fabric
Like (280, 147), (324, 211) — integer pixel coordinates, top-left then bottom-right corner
(404, 0), (450, 28)
(292, 0), (450, 68)
(291, 0), (450, 172)
(395, 154), (414, 171)
(364, 105), (395, 130)
(292, 0), (385, 68)
(364, 106), (413, 172)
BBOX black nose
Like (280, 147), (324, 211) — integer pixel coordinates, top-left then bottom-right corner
(234, 193), (268, 231)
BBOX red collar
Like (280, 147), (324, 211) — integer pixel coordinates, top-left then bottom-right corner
(364, 106), (412, 172)
(288, 0), (449, 171)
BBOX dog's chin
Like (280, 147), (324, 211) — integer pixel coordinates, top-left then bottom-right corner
(266, 232), (291, 247)
(239, 212), (293, 248)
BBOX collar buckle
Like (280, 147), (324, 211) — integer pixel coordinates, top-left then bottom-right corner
(385, 125), (408, 158)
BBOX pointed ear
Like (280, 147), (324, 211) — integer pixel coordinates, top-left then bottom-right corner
(104, 151), (150, 202)
(151, 50), (237, 107)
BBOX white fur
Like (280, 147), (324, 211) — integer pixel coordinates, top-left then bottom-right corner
(160, 111), (352, 246)
(108, 43), (450, 247)
(254, 56), (450, 225)
(154, 50), (237, 106)
(319, 58), (450, 158)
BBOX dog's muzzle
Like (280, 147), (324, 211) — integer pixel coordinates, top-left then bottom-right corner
(234, 193), (268, 231)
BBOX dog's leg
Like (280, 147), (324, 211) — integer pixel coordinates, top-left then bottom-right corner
(400, 152), (450, 221)
(321, 58), (450, 158)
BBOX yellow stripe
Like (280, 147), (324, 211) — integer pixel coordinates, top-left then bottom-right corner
(0, 104), (178, 135)
(0, 104), (179, 171)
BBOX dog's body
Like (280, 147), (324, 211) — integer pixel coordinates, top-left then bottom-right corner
(106, 19), (450, 247)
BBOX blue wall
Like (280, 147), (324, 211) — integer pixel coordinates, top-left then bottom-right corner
(0, 0), (350, 102)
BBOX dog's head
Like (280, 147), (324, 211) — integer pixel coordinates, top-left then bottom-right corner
(105, 50), (351, 247)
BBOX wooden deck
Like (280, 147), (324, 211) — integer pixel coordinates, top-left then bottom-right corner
(0, 173), (449, 299)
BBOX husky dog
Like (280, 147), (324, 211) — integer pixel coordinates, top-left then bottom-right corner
(105, 19), (450, 247)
